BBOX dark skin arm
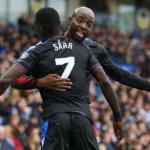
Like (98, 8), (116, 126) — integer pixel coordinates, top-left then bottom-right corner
(11, 74), (72, 91)
(15, 41), (150, 91)
(0, 64), (25, 95)
(36, 74), (72, 91)
(93, 45), (150, 91)
(8, 61), (124, 142)
(13, 43), (150, 92)
(90, 64), (124, 143)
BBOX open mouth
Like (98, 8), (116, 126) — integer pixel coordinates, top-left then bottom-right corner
(76, 31), (84, 38)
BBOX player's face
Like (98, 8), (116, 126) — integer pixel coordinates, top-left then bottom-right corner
(69, 15), (94, 41)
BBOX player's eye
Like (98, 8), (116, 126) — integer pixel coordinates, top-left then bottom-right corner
(87, 22), (93, 28)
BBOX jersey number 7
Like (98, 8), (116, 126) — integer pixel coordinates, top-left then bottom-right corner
(55, 57), (75, 78)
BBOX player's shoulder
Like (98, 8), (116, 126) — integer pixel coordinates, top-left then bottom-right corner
(83, 38), (107, 54)
(26, 42), (42, 53)
(18, 43), (41, 60)
(84, 38), (104, 49)
(35, 40), (53, 53)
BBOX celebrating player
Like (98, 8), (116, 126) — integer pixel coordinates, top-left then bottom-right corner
(0, 7), (123, 150)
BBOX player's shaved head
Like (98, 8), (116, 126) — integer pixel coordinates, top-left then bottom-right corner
(65, 6), (95, 41)
(72, 7), (95, 22)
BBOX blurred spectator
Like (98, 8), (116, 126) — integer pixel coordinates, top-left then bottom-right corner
(5, 125), (23, 150)
(24, 127), (40, 150)
(101, 132), (115, 150)
(99, 143), (107, 150)
(13, 120), (26, 148)
(17, 97), (31, 122)
(0, 126), (14, 150)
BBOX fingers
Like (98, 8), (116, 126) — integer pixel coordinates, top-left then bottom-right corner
(55, 78), (70, 82)
(45, 73), (71, 82)
(54, 88), (67, 92)
(48, 82), (72, 91)
(51, 86), (72, 92)
(116, 129), (124, 144)
(113, 122), (124, 144)
(59, 85), (72, 89)
(55, 81), (72, 86)
(50, 77), (73, 89)
(43, 74), (72, 91)
(51, 74), (71, 81)
(117, 131), (124, 144)
(51, 74), (61, 78)
(49, 85), (72, 91)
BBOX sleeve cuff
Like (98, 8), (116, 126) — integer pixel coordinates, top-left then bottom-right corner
(15, 63), (27, 73)
(90, 64), (99, 70)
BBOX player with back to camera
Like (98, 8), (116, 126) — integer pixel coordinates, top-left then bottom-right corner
(0, 7), (123, 150)
(12, 7), (150, 146)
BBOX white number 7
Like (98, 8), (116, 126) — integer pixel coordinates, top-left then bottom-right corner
(55, 57), (75, 78)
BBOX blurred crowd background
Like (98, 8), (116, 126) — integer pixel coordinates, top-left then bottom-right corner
(0, 0), (150, 150)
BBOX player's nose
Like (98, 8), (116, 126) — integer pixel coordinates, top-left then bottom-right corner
(80, 22), (87, 29)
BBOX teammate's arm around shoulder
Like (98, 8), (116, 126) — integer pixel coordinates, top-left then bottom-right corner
(95, 45), (150, 91)
(89, 63), (124, 143)
(11, 74), (73, 91)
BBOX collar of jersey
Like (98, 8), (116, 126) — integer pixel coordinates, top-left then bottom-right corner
(44, 35), (64, 43)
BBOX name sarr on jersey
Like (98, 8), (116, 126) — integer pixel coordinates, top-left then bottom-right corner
(53, 39), (73, 51)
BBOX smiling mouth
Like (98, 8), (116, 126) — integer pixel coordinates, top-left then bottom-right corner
(76, 31), (84, 38)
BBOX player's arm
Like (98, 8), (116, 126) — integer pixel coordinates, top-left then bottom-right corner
(11, 74), (72, 91)
(94, 45), (150, 91)
(2, 45), (39, 95)
(10, 43), (72, 91)
(87, 53), (124, 143)
(0, 64), (25, 95)
(87, 51), (122, 122)
(90, 64), (122, 121)
(90, 64), (124, 143)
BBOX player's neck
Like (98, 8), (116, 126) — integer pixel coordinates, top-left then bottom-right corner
(64, 29), (71, 38)
(42, 32), (61, 42)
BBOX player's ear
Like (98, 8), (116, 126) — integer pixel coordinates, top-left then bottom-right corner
(39, 26), (43, 34)
(68, 17), (73, 25)
(35, 25), (43, 35)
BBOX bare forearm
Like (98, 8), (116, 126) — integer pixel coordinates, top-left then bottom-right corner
(0, 78), (12, 95)
(0, 64), (25, 95)
(90, 65), (122, 122)
(100, 82), (122, 121)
